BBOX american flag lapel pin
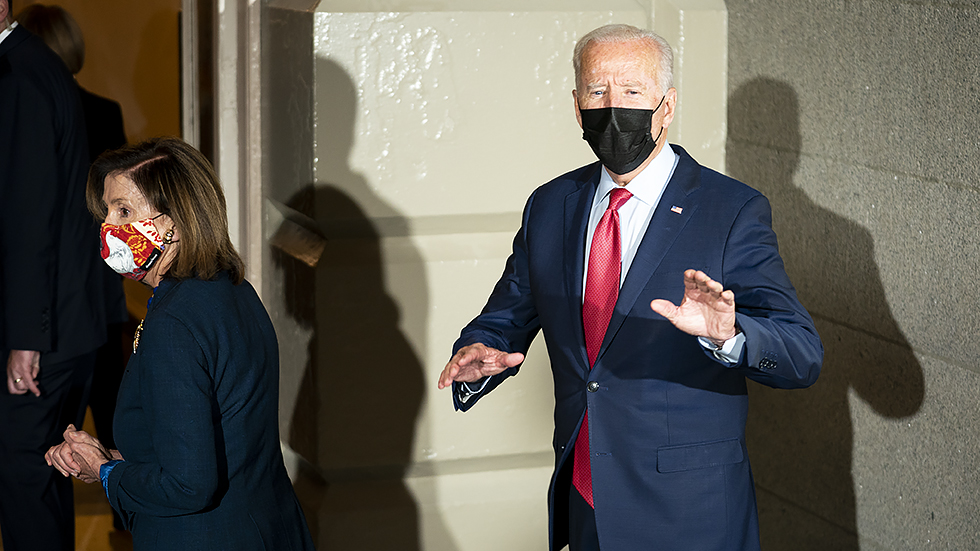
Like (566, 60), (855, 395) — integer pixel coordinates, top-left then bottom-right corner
(670, 205), (683, 215)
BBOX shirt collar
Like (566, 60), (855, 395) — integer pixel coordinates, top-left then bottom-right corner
(0, 21), (17, 45)
(596, 143), (678, 206)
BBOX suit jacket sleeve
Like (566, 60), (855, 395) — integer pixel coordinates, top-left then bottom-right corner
(0, 60), (61, 352)
(105, 313), (220, 516)
(451, 191), (542, 411)
(721, 193), (823, 388)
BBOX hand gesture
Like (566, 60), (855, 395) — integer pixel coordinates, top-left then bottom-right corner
(7, 350), (41, 396)
(438, 343), (524, 389)
(650, 269), (737, 345)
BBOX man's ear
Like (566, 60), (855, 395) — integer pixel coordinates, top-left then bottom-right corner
(573, 89), (583, 130)
(659, 87), (678, 130)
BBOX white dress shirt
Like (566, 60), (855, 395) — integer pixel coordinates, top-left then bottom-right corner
(0, 21), (17, 45)
(584, 144), (678, 291)
(585, 144), (745, 364)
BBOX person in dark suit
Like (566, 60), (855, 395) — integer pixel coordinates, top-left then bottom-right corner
(12, 3), (128, 162)
(45, 137), (316, 551)
(14, 4), (129, 496)
(438, 24), (823, 550)
(0, 1), (107, 548)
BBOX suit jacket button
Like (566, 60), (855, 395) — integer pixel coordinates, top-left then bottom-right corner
(587, 381), (599, 393)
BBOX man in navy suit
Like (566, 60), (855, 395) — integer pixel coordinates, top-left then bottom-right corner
(438, 24), (822, 551)
(0, 1), (106, 548)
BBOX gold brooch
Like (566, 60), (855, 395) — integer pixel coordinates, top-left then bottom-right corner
(133, 318), (144, 354)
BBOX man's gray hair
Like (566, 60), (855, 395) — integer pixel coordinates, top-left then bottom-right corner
(573, 24), (674, 96)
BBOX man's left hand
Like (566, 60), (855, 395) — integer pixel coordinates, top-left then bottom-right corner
(6, 350), (41, 397)
(650, 269), (737, 346)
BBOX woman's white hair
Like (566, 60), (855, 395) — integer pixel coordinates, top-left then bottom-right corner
(573, 24), (674, 96)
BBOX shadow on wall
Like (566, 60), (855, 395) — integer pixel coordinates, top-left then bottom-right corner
(727, 78), (925, 550)
(277, 58), (457, 551)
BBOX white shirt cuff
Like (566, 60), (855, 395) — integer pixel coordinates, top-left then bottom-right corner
(698, 331), (746, 365)
(458, 377), (491, 403)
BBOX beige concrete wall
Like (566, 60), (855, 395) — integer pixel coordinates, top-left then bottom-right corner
(726, 1), (980, 549)
(260, 1), (729, 548)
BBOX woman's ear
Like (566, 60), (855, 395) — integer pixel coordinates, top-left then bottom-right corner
(156, 214), (179, 245)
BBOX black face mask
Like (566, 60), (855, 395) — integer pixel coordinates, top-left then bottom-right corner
(580, 95), (665, 175)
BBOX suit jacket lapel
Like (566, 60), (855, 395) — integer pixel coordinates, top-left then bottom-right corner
(596, 146), (702, 365)
(0, 26), (28, 60)
(564, 163), (602, 368)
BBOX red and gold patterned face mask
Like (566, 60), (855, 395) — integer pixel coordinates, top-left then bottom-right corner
(99, 215), (171, 281)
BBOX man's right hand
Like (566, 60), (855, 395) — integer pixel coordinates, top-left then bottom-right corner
(437, 343), (524, 390)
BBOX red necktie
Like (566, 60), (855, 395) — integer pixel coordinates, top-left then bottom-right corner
(573, 187), (632, 508)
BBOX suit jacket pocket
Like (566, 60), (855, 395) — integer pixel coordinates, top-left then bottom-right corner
(656, 437), (744, 473)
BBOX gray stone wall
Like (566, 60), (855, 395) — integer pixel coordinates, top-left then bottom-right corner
(726, 0), (980, 549)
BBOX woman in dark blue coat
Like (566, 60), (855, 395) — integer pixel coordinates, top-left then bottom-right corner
(46, 137), (316, 550)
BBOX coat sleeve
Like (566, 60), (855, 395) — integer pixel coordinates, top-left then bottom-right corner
(105, 314), (220, 516)
(451, 191), (543, 411)
(0, 65), (61, 352)
(720, 194), (823, 389)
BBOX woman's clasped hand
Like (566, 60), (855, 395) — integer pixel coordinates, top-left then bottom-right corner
(45, 424), (119, 484)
